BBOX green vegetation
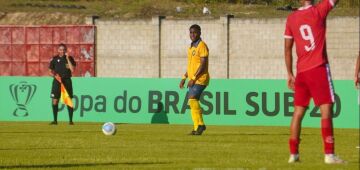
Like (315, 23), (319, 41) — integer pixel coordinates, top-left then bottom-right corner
(0, 122), (358, 169)
(0, 0), (358, 20)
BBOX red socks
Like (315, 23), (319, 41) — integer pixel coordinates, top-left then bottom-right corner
(321, 118), (334, 154)
(289, 119), (335, 155)
(289, 138), (300, 154)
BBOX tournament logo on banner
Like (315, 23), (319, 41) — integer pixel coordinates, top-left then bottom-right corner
(9, 81), (37, 117)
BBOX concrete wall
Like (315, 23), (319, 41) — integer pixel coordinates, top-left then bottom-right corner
(95, 16), (359, 80)
(96, 19), (159, 77)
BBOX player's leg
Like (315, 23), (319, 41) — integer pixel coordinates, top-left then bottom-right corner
(63, 78), (74, 125)
(310, 64), (345, 164)
(51, 99), (59, 125)
(191, 84), (206, 135)
(50, 79), (60, 125)
(188, 84), (207, 135)
(188, 86), (199, 135)
(288, 72), (310, 163)
(319, 104), (344, 164)
(319, 104), (334, 154)
(288, 106), (306, 163)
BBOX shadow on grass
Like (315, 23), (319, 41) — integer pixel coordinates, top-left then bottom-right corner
(0, 161), (171, 169)
(207, 132), (317, 137)
(0, 147), (98, 151)
(0, 130), (98, 134)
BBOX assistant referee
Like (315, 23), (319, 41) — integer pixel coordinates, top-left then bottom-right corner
(49, 43), (76, 125)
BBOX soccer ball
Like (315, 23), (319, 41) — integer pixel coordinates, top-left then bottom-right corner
(102, 122), (117, 136)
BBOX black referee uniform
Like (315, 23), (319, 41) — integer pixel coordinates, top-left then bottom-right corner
(49, 55), (76, 124)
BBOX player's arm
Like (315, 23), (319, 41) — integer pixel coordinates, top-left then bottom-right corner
(183, 72), (188, 79)
(187, 57), (207, 87)
(49, 69), (61, 82)
(179, 72), (188, 89)
(319, 0), (338, 6)
(332, 0), (339, 6)
(317, 0), (338, 18)
(193, 57), (207, 80)
(355, 53), (360, 88)
(48, 59), (58, 77)
(49, 69), (55, 77)
(285, 38), (295, 91)
(66, 54), (75, 73)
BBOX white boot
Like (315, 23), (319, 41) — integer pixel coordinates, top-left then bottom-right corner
(324, 154), (346, 164)
(288, 154), (300, 163)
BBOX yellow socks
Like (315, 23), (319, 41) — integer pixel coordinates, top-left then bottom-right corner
(189, 99), (204, 131)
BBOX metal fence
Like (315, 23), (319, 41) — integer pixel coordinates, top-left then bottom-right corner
(0, 25), (96, 77)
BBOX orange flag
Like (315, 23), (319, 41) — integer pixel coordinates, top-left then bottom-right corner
(60, 83), (73, 108)
(55, 75), (73, 108)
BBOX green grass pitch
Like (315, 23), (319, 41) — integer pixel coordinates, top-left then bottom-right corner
(0, 122), (358, 169)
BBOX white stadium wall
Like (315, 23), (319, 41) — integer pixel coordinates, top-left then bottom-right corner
(95, 16), (359, 80)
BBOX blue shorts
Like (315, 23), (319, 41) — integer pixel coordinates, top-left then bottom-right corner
(188, 84), (207, 100)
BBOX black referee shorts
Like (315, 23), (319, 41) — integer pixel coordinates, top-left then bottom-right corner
(51, 78), (74, 99)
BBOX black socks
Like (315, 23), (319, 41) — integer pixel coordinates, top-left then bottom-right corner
(52, 104), (58, 122)
(67, 106), (73, 122)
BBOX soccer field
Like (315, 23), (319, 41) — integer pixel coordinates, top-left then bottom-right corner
(0, 122), (358, 169)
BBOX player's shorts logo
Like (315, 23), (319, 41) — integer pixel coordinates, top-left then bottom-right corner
(9, 81), (37, 117)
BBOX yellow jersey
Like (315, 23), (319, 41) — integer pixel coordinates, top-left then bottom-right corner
(187, 40), (210, 86)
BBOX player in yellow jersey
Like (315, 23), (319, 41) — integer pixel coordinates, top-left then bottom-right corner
(179, 24), (210, 135)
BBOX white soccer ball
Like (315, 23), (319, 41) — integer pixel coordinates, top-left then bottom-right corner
(102, 122), (117, 136)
